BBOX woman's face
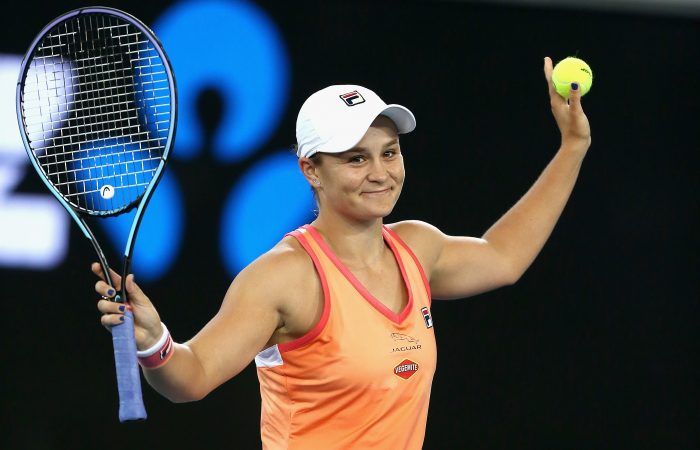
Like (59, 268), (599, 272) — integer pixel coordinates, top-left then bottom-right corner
(310, 115), (405, 222)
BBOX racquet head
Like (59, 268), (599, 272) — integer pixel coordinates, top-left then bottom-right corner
(17, 7), (177, 217)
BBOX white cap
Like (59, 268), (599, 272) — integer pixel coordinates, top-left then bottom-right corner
(295, 85), (416, 158)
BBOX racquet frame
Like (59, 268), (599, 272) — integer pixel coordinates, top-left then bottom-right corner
(16, 6), (177, 422)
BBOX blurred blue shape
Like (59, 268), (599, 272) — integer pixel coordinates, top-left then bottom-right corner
(153, 0), (290, 162)
(220, 152), (315, 275)
(100, 172), (184, 281)
(100, 0), (296, 281)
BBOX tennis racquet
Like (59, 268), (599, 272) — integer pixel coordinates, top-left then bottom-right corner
(16, 7), (177, 422)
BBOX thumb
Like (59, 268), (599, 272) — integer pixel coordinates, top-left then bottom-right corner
(568, 82), (583, 113)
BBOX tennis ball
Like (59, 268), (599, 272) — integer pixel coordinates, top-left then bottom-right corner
(552, 57), (593, 98)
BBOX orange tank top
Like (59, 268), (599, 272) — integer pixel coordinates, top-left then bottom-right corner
(255, 225), (437, 450)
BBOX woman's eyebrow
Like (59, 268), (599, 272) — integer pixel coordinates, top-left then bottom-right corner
(383, 138), (399, 148)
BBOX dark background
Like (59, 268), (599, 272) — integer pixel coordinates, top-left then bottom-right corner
(1, 0), (698, 448)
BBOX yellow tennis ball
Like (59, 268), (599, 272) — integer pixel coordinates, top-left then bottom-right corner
(552, 57), (593, 98)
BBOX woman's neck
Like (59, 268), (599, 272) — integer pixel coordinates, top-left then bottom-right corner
(310, 214), (387, 268)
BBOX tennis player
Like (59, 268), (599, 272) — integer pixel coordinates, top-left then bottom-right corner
(95, 57), (590, 449)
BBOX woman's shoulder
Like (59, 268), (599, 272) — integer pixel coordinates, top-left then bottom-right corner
(386, 220), (445, 274)
(238, 233), (317, 286)
(386, 220), (444, 243)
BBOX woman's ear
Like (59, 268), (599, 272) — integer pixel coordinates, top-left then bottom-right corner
(298, 156), (320, 187)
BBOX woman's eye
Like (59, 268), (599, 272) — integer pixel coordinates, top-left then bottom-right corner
(349, 156), (365, 163)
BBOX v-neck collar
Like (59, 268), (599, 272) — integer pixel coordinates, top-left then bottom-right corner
(303, 225), (413, 324)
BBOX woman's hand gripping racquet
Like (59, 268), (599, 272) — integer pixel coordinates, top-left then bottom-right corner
(16, 7), (177, 421)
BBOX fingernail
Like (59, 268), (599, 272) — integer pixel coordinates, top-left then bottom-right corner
(571, 82), (579, 91)
(120, 316), (125, 322)
(107, 289), (115, 297)
(118, 305), (125, 312)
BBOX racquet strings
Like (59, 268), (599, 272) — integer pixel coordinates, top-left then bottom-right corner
(20, 13), (172, 215)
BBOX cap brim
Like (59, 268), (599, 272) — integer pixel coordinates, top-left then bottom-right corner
(380, 104), (416, 134)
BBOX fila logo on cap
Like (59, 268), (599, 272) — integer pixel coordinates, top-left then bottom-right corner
(339, 90), (365, 106)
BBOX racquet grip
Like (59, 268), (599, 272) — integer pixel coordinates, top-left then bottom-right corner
(112, 309), (147, 421)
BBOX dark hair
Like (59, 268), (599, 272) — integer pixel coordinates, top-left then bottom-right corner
(290, 144), (321, 163)
(291, 144), (322, 211)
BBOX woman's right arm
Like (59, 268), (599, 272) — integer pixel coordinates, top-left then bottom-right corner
(94, 248), (290, 403)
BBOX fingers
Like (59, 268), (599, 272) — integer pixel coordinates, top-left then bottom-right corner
(98, 298), (127, 315)
(98, 298), (127, 328)
(544, 56), (565, 108)
(100, 313), (125, 328)
(93, 266), (125, 331)
(94, 270), (152, 334)
(543, 56), (556, 98)
(95, 279), (117, 299)
(94, 271), (148, 305)
(91, 262), (122, 290)
(543, 56), (553, 86)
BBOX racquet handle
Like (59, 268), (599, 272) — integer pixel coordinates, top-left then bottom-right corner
(112, 309), (147, 421)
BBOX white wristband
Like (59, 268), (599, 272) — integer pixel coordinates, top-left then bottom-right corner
(136, 322), (170, 358)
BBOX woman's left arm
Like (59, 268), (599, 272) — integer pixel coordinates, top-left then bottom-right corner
(394, 56), (591, 300)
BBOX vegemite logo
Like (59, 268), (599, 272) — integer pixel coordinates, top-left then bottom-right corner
(394, 359), (419, 380)
(339, 90), (365, 106)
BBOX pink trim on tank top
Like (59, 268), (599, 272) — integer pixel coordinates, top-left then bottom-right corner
(278, 229), (332, 353)
(383, 226), (432, 305)
(303, 225), (413, 324)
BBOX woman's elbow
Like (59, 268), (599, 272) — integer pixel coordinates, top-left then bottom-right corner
(163, 387), (208, 404)
(501, 262), (526, 286)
